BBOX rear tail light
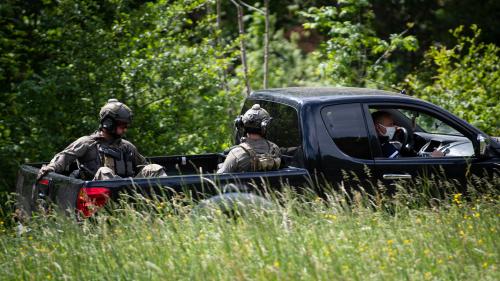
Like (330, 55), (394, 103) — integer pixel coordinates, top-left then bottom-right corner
(76, 187), (111, 218)
(38, 179), (50, 185)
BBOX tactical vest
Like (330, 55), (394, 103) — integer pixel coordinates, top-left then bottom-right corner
(77, 142), (135, 179)
(238, 141), (281, 172)
(98, 144), (135, 177)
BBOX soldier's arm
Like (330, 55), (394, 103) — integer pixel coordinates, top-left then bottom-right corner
(217, 150), (239, 174)
(131, 145), (148, 166)
(45, 137), (91, 173)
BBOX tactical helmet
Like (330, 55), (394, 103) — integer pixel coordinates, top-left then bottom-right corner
(99, 99), (133, 132)
(236, 104), (272, 135)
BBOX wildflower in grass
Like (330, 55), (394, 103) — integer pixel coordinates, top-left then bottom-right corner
(386, 239), (394, 246)
(273, 261), (280, 268)
(473, 212), (480, 218)
(324, 214), (337, 221)
(424, 272), (432, 280)
(453, 193), (462, 205)
(483, 262), (488, 269)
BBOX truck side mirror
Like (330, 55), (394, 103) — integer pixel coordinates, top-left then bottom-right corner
(477, 134), (490, 158)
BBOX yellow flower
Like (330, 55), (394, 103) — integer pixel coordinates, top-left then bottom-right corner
(453, 193), (462, 204)
(273, 261), (280, 268)
(473, 212), (480, 218)
(403, 239), (412, 245)
(324, 214), (337, 221)
(424, 272), (432, 280)
(482, 262), (488, 269)
(387, 239), (394, 246)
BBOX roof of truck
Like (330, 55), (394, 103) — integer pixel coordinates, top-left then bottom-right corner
(249, 87), (419, 107)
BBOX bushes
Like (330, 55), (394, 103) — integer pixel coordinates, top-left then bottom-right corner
(405, 25), (500, 136)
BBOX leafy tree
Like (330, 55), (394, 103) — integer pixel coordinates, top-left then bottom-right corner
(299, 0), (418, 87)
(405, 25), (500, 136)
(0, 0), (243, 192)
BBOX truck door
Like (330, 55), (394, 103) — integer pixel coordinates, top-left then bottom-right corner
(317, 103), (377, 190)
(366, 103), (485, 193)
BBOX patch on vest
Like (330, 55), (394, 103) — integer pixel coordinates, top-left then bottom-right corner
(239, 142), (281, 171)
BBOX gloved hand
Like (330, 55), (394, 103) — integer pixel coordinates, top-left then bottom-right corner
(36, 165), (54, 182)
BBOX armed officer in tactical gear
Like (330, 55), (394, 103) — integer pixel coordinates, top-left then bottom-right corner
(37, 99), (166, 181)
(217, 104), (281, 173)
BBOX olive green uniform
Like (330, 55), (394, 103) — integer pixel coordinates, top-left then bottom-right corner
(217, 138), (281, 173)
(40, 131), (165, 180)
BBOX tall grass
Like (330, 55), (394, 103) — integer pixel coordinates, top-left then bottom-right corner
(0, 176), (498, 280)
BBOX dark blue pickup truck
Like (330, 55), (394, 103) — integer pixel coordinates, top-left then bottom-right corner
(16, 87), (500, 217)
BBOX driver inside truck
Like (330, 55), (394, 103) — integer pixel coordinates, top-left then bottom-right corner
(36, 99), (167, 181)
(372, 111), (444, 158)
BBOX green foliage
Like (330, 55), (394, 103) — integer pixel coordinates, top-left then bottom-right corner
(241, 9), (324, 89)
(300, 0), (418, 87)
(0, 0), (242, 191)
(405, 25), (500, 136)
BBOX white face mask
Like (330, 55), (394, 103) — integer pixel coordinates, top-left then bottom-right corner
(380, 124), (396, 139)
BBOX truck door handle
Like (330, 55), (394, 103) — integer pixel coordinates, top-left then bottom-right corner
(383, 174), (412, 180)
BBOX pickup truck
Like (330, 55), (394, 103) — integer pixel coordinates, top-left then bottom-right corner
(16, 87), (500, 218)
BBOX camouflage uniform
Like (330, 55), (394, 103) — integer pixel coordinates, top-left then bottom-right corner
(217, 138), (281, 173)
(39, 131), (166, 180)
(37, 99), (166, 181)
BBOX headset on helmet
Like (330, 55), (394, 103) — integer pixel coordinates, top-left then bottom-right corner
(99, 99), (133, 133)
(235, 104), (272, 136)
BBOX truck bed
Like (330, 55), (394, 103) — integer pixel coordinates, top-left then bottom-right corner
(16, 153), (311, 218)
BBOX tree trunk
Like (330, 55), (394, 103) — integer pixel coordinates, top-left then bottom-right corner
(263, 0), (269, 89)
(231, 0), (251, 96)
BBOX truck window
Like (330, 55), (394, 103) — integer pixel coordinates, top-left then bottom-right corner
(321, 104), (371, 159)
(243, 100), (301, 148)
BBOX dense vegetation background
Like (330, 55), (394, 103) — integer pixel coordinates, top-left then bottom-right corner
(1, 0), (499, 194)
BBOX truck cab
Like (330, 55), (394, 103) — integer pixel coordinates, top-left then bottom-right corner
(245, 87), (500, 189)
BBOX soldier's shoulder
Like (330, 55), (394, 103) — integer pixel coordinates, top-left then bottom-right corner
(73, 135), (96, 145)
(229, 146), (247, 157)
(120, 139), (138, 150)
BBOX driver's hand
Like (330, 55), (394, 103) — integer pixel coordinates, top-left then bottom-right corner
(36, 165), (54, 182)
(431, 150), (445, 157)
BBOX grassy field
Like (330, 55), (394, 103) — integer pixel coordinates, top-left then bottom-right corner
(0, 178), (498, 280)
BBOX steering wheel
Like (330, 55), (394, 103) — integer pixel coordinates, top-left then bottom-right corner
(393, 127), (409, 151)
